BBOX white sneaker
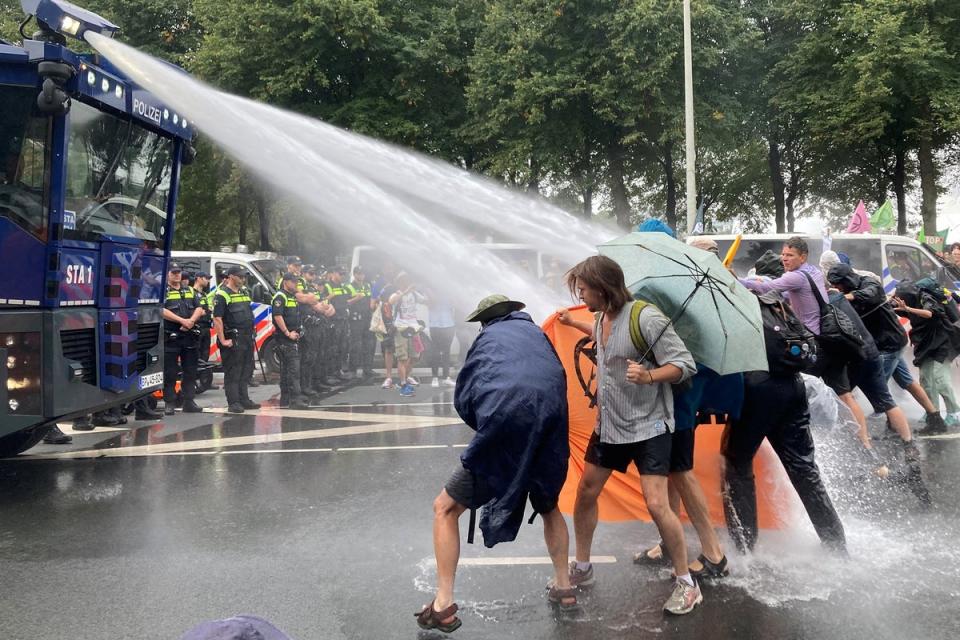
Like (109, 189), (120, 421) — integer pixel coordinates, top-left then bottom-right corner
(431, 377), (440, 388)
(406, 376), (420, 386)
(381, 377), (394, 389)
(442, 377), (456, 387)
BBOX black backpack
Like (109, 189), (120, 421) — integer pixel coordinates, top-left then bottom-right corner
(756, 292), (818, 374)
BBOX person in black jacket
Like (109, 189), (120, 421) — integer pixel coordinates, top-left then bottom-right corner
(828, 264), (948, 435)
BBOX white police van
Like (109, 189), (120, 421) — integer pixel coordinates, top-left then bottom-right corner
(696, 233), (960, 294)
(172, 248), (285, 372)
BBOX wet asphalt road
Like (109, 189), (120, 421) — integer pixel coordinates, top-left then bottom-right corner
(1, 372), (959, 640)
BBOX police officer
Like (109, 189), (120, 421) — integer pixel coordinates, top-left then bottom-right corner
(347, 266), (375, 378)
(324, 266), (352, 383)
(277, 256), (307, 290)
(193, 271), (214, 363)
(162, 262), (204, 415)
(273, 273), (310, 409)
(299, 265), (325, 397)
(213, 266), (261, 414)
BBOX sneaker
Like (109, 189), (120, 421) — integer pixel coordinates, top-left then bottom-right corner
(917, 412), (948, 435)
(406, 376), (420, 386)
(945, 413), (960, 428)
(43, 425), (73, 445)
(442, 377), (456, 387)
(381, 377), (394, 389)
(567, 561), (595, 587)
(431, 377), (440, 388)
(399, 383), (415, 397)
(663, 578), (702, 615)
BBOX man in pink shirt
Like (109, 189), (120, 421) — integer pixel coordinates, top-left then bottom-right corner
(740, 237), (827, 335)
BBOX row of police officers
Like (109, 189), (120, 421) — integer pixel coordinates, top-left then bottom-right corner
(160, 257), (375, 414)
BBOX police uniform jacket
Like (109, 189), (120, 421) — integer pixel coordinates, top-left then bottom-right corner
(272, 289), (302, 340)
(164, 284), (199, 333)
(213, 285), (255, 333)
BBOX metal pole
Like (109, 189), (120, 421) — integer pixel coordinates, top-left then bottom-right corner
(683, 0), (697, 235)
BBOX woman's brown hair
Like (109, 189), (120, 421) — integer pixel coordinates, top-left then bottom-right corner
(565, 255), (633, 314)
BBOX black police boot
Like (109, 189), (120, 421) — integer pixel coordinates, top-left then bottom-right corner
(291, 399), (311, 410)
(43, 425), (73, 445)
(227, 403), (245, 414)
(241, 400), (261, 410)
(182, 400), (203, 413)
(164, 403), (176, 416)
(135, 406), (163, 420)
(72, 416), (95, 431)
(92, 411), (120, 427)
(325, 376), (341, 387)
(339, 370), (353, 380)
(248, 378), (261, 388)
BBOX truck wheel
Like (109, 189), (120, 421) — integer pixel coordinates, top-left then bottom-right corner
(260, 337), (281, 374)
(0, 426), (49, 457)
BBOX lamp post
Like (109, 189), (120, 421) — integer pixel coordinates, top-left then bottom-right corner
(683, 0), (696, 235)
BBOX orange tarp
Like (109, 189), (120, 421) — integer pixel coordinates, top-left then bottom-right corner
(542, 306), (791, 529)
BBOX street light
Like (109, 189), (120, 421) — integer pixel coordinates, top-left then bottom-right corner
(683, 0), (697, 236)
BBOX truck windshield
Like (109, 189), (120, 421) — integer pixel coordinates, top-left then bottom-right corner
(0, 85), (50, 240)
(63, 101), (173, 250)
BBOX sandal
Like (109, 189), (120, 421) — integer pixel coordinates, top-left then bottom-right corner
(689, 554), (729, 579)
(632, 541), (670, 565)
(547, 585), (579, 612)
(415, 600), (462, 633)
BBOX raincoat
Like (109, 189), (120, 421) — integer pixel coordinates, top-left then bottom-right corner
(454, 311), (569, 547)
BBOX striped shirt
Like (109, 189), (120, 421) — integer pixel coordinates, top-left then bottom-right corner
(594, 304), (697, 444)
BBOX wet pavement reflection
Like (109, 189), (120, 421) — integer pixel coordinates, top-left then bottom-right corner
(1, 376), (958, 639)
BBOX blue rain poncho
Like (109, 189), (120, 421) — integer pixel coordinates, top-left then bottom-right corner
(454, 311), (569, 547)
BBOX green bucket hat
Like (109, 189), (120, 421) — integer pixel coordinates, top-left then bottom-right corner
(465, 294), (526, 323)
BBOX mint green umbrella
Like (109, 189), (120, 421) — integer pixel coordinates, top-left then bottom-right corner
(599, 232), (767, 375)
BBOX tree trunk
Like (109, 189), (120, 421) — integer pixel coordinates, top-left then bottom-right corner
(893, 146), (907, 236)
(663, 142), (677, 231)
(253, 186), (272, 251)
(581, 184), (593, 219)
(527, 157), (541, 194)
(238, 209), (247, 246)
(786, 194), (796, 233)
(917, 129), (938, 236)
(767, 139), (786, 233)
(607, 139), (631, 229)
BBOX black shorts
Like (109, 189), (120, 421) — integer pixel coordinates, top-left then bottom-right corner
(670, 428), (696, 473)
(444, 464), (558, 513)
(821, 363), (852, 396)
(584, 431), (672, 476)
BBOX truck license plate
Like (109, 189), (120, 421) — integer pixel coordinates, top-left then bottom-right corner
(139, 372), (163, 390)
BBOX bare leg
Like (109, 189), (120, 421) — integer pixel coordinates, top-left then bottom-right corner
(671, 471), (724, 566)
(838, 392), (870, 448)
(398, 358), (409, 383)
(542, 508), (573, 591)
(640, 474), (689, 579)
(573, 462), (613, 562)
(885, 405), (913, 442)
(432, 490), (467, 615)
(384, 350), (394, 379)
(906, 381), (937, 414)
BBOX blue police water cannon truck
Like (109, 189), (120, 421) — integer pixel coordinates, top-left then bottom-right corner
(0, 0), (195, 454)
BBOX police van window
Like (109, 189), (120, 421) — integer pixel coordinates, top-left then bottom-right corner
(0, 85), (50, 240)
(251, 260), (283, 292)
(63, 101), (173, 249)
(885, 244), (937, 283)
(830, 239), (880, 274)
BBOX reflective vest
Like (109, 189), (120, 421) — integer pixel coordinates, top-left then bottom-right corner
(164, 285), (197, 332)
(351, 281), (372, 298)
(194, 286), (213, 326)
(325, 282), (350, 314)
(276, 273), (306, 291)
(272, 290), (301, 333)
(215, 286), (254, 331)
(349, 281), (372, 320)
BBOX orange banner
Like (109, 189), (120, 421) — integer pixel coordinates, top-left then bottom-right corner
(542, 306), (790, 529)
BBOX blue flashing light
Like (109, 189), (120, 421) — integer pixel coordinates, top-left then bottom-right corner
(20, 0), (118, 42)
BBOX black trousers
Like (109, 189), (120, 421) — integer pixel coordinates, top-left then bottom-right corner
(349, 318), (375, 373)
(277, 338), (303, 403)
(221, 334), (254, 406)
(722, 372), (846, 553)
(197, 325), (212, 362)
(163, 337), (198, 403)
(300, 323), (321, 393)
(429, 326), (455, 378)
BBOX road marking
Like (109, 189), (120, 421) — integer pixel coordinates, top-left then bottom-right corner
(316, 401), (455, 409)
(337, 444), (451, 451)
(17, 420), (466, 460)
(133, 445), (472, 457)
(57, 424), (130, 433)
(204, 407), (457, 425)
(918, 433), (960, 440)
(452, 556), (618, 567)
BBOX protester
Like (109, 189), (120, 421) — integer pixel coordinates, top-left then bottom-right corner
(558, 255), (701, 615)
(893, 280), (960, 424)
(427, 294), (457, 387)
(416, 294), (575, 632)
(723, 288), (847, 554)
(389, 272), (426, 397)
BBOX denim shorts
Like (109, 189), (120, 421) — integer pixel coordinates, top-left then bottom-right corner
(849, 356), (897, 414)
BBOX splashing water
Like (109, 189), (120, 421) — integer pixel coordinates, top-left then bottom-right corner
(85, 33), (617, 320)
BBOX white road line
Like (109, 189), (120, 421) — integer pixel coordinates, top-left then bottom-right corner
(20, 443), (471, 460)
(337, 444), (451, 451)
(453, 556), (618, 567)
(57, 424), (131, 433)
(918, 433), (960, 440)
(18, 420), (465, 460)
(315, 401), (455, 409)
(204, 407), (458, 426)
